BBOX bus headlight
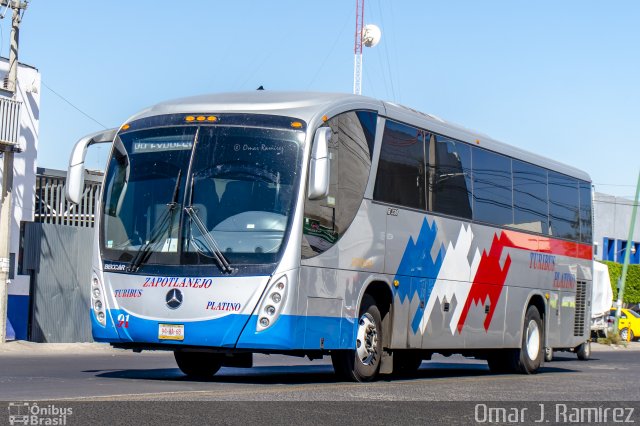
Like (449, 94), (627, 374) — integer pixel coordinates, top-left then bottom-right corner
(256, 274), (288, 332)
(91, 273), (107, 326)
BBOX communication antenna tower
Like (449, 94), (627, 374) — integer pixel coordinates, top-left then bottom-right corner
(352, 0), (381, 95)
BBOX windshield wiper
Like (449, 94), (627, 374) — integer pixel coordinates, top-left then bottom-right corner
(184, 175), (236, 274)
(127, 170), (182, 272)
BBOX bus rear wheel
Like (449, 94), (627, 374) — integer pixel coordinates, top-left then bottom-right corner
(514, 305), (544, 373)
(174, 351), (223, 378)
(487, 305), (543, 374)
(331, 295), (383, 382)
(576, 341), (591, 360)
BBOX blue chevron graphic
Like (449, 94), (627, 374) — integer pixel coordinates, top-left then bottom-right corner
(393, 217), (445, 333)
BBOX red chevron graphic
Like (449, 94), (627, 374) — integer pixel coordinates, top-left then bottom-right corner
(457, 232), (513, 333)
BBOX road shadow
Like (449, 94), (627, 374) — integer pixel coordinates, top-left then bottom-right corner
(91, 360), (578, 385)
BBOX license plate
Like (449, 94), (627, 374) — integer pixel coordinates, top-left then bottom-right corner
(158, 324), (184, 341)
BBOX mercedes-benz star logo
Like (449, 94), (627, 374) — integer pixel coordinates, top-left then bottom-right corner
(166, 289), (183, 309)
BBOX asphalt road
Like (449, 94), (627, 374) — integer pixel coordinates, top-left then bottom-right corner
(2, 343), (639, 425)
(0, 343), (638, 402)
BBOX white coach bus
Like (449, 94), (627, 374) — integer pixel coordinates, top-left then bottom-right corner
(66, 92), (593, 381)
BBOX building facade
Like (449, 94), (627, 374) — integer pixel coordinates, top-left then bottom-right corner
(593, 191), (640, 264)
(1, 58), (41, 340)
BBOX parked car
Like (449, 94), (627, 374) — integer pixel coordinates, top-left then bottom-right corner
(608, 308), (640, 341)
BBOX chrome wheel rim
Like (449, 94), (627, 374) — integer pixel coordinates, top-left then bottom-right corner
(621, 329), (628, 341)
(356, 312), (379, 366)
(526, 320), (540, 360)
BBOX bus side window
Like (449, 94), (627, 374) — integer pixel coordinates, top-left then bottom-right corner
(548, 172), (580, 240)
(579, 182), (592, 244)
(512, 160), (549, 234)
(373, 120), (426, 210)
(472, 147), (513, 227)
(302, 110), (376, 259)
(431, 135), (472, 219)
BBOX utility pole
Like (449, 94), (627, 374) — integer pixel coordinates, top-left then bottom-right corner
(0, 0), (27, 344)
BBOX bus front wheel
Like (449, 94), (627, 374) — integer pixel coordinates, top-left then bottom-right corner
(174, 351), (223, 378)
(331, 295), (383, 382)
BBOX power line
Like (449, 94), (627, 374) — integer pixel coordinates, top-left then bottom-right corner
(307, 13), (351, 89)
(41, 80), (107, 129)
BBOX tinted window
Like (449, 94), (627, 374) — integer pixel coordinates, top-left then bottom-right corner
(579, 182), (592, 243)
(373, 120), (426, 210)
(472, 148), (513, 226)
(302, 111), (375, 258)
(512, 160), (549, 234)
(356, 110), (378, 159)
(430, 134), (472, 219)
(548, 171), (579, 240)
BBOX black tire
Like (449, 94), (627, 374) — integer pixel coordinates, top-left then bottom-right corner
(486, 305), (543, 374)
(331, 294), (383, 382)
(393, 351), (423, 376)
(514, 305), (544, 374)
(174, 351), (223, 378)
(576, 341), (591, 361)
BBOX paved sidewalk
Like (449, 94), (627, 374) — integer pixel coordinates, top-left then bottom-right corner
(592, 340), (640, 351)
(0, 340), (120, 355)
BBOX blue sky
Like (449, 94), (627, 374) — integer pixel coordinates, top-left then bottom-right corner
(3, 1), (639, 197)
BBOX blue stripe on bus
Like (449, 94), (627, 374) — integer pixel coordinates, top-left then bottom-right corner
(236, 315), (357, 350)
(91, 310), (357, 350)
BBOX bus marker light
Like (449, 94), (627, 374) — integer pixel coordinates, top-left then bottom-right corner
(265, 305), (276, 316)
(207, 116), (218, 122)
(322, 115), (328, 122)
(393, 280), (400, 288)
(291, 121), (303, 129)
(196, 116), (206, 122)
(121, 124), (130, 131)
(185, 116), (196, 122)
(271, 293), (281, 303)
(259, 317), (270, 327)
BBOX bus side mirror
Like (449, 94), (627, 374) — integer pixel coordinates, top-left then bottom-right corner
(65, 128), (117, 204)
(308, 127), (332, 200)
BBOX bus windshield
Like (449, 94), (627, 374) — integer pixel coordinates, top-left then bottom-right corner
(101, 122), (303, 268)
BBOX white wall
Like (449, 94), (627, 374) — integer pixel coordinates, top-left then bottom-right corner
(0, 58), (41, 297)
(593, 191), (640, 261)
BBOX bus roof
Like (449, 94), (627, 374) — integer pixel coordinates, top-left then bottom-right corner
(131, 91), (591, 182)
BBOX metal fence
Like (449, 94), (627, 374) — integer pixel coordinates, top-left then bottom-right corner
(34, 168), (103, 227)
(20, 168), (104, 342)
(22, 222), (95, 343)
(0, 96), (21, 146)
